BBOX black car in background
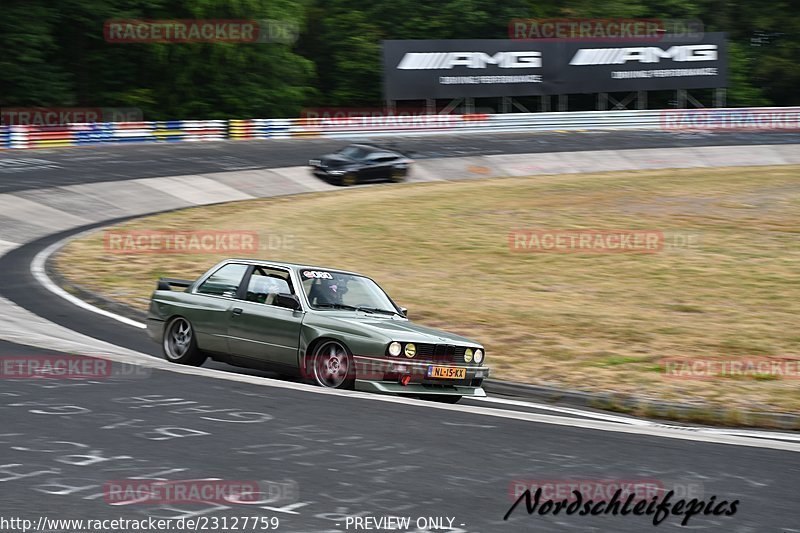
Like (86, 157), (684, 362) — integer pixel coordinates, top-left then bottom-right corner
(309, 144), (413, 186)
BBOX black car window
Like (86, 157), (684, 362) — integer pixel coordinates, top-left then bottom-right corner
(338, 146), (370, 160)
(242, 266), (293, 306)
(196, 263), (248, 297)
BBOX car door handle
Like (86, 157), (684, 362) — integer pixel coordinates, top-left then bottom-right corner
(232, 308), (243, 316)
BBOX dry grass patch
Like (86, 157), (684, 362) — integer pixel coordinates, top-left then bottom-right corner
(57, 165), (800, 412)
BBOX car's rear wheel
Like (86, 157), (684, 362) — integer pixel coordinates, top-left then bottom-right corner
(341, 172), (358, 186)
(163, 317), (206, 366)
(311, 340), (354, 389)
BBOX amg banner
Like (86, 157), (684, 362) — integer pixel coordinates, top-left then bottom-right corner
(559, 32), (727, 93)
(383, 40), (555, 99)
(382, 34), (726, 100)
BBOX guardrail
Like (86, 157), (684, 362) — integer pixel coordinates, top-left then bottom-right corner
(4, 120), (227, 149)
(2, 108), (798, 149)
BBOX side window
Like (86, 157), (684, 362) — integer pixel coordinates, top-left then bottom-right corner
(196, 263), (248, 297)
(243, 267), (293, 306)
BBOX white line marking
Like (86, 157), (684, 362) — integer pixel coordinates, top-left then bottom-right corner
(31, 230), (147, 329)
(473, 395), (652, 426)
(675, 426), (800, 443)
(475, 394), (800, 443)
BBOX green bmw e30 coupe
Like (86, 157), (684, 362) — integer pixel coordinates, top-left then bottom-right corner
(146, 259), (489, 402)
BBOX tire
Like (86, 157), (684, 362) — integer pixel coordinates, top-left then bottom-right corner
(162, 317), (207, 366)
(310, 339), (355, 389)
(426, 395), (462, 404)
(341, 172), (358, 186)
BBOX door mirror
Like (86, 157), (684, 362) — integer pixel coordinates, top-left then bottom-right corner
(274, 293), (301, 310)
(399, 307), (408, 318)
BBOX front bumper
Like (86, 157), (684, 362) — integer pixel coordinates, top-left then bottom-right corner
(355, 380), (486, 397)
(353, 355), (489, 397)
(311, 167), (345, 179)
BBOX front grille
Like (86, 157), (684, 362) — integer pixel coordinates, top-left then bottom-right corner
(413, 344), (469, 364)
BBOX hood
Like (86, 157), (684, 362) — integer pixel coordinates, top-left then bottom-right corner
(310, 312), (481, 346)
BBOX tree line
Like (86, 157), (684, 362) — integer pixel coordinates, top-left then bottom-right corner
(1, 0), (796, 120)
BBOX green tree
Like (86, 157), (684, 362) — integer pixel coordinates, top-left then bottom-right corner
(1, 1), (74, 105)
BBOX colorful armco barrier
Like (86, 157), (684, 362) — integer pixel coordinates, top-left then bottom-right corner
(1, 120), (227, 149)
(2, 108), (799, 149)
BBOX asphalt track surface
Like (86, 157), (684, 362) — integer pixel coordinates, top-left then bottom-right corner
(0, 341), (797, 532)
(2, 129), (800, 193)
(1, 133), (799, 531)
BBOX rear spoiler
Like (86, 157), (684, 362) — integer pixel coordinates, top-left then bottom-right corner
(157, 278), (193, 291)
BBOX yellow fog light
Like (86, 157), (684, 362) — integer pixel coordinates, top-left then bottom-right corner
(404, 343), (416, 358)
(464, 348), (474, 363)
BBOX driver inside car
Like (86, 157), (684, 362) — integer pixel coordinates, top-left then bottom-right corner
(309, 277), (348, 306)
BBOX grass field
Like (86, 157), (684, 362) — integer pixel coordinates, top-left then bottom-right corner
(57, 165), (800, 414)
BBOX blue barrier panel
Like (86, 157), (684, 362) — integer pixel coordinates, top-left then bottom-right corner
(0, 126), (10, 148)
(155, 120), (185, 130)
(73, 123), (115, 144)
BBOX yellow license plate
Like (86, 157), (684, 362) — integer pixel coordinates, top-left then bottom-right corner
(427, 366), (467, 379)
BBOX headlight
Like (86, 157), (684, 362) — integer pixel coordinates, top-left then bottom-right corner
(309, 159), (320, 166)
(328, 170), (345, 175)
(474, 349), (484, 364)
(464, 348), (473, 363)
(404, 343), (416, 358)
(388, 342), (402, 356)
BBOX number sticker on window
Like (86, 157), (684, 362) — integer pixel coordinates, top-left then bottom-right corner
(303, 270), (333, 279)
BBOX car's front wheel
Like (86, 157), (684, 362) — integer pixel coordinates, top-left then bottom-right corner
(341, 172), (358, 186)
(390, 168), (407, 182)
(163, 317), (207, 366)
(311, 340), (355, 389)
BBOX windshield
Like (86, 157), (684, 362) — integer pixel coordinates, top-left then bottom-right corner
(337, 145), (370, 160)
(300, 269), (398, 314)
